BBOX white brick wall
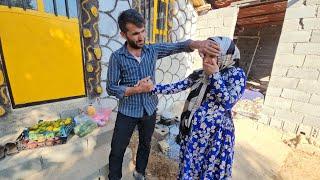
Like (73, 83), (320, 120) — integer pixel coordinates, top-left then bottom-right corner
(274, 109), (304, 122)
(303, 55), (320, 68)
(292, 101), (320, 116)
(264, 0), (320, 130)
(264, 96), (292, 110)
(268, 76), (299, 89)
(274, 54), (305, 67)
(297, 79), (320, 93)
(280, 30), (312, 43)
(281, 88), (311, 102)
(285, 6), (317, 19)
(287, 68), (319, 80)
(295, 43), (320, 55)
(310, 94), (320, 105)
(302, 18), (320, 30)
(311, 30), (320, 42)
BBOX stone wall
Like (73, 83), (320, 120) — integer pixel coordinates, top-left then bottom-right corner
(262, 0), (320, 137)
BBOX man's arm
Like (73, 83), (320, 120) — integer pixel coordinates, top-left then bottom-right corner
(106, 54), (127, 99)
(106, 54), (152, 98)
(152, 39), (220, 59)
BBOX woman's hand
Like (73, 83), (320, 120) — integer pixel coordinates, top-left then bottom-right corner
(203, 57), (219, 75)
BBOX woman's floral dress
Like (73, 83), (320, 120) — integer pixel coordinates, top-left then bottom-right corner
(153, 67), (246, 180)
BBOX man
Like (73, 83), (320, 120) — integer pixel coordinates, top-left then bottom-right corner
(106, 9), (220, 180)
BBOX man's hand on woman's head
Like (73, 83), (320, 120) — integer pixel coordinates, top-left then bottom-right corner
(190, 40), (220, 57)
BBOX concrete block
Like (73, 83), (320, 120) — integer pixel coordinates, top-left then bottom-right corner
(281, 88), (311, 102)
(302, 18), (320, 30)
(297, 79), (320, 94)
(265, 87), (283, 97)
(258, 115), (271, 125)
(280, 30), (312, 42)
(154, 124), (169, 140)
(310, 93), (320, 105)
(292, 101), (320, 116)
(303, 115), (320, 128)
(297, 124), (313, 136)
(303, 55), (320, 69)
(268, 76), (299, 89)
(295, 43), (320, 55)
(264, 96), (292, 110)
(287, 68), (319, 80)
(281, 19), (300, 31)
(283, 121), (298, 133)
(209, 18), (224, 28)
(311, 30), (320, 42)
(270, 118), (284, 129)
(274, 109), (304, 122)
(274, 54), (305, 67)
(306, 0), (320, 5)
(271, 66), (288, 76)
(285, 6), (317, 19)
(277, 43), (295, 54)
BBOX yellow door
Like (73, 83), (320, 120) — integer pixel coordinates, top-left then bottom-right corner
(0, 0), (86, 108)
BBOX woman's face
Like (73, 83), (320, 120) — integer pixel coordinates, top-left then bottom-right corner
(202, 53), (217, 66)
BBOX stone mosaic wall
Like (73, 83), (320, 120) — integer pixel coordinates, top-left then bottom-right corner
(98, 0), (199, 116)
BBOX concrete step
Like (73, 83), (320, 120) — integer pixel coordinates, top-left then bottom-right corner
(0, 115), (134, 180)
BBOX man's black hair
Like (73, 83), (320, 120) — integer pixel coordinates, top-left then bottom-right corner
(118, 9), (145, 33)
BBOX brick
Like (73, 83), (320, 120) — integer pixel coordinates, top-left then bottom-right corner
(310, 93), (320, 105)
(287, 68), (319, 80)
(223, 17), (236, 27)
(306, 0), (320, 5)
(274, 54), (305, 67)
(266, 87), (283, 97)
(262, 105), (276, 116)
(283, 121), (298, 133)
(280, 31), (312, 42)
(264, 96), (292, 110)
(258, 115), (271, 125)
(270, 118), (284, 129)
(295, 43), (320, 55)
(277, 43), (295, 54)
(281, 19), (300, 31)
(303, 115), (320, 128)
(209, 18), (224, 28)
(303, 18), (320, 30)
(292, 101), (320, 116)
(269, 76), (299, 89)
(311, 30), (320, 42)
(285, 6), (317, 19)
(281, 88), (311, 102)
(297, 124), (313, 136)
(303, 55), (320, 68)
(271, 66), (288, 76)
(274, 109), (304, 122)
(297, 79), (320, 93)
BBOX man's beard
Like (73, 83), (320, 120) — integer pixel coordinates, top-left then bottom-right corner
(127, 38), (144, 49)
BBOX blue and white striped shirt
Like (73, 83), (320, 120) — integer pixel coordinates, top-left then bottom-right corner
(106, 40), (193, 118)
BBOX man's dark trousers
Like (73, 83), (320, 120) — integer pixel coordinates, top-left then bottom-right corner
(108, 110), (156, 180)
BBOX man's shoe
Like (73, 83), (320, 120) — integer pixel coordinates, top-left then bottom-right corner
(133, 170), (145, 180)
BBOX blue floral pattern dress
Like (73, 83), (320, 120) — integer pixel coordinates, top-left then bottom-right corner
(153, 67), (246, 179)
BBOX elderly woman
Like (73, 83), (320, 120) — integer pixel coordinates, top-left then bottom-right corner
(150, 36), (246, 179)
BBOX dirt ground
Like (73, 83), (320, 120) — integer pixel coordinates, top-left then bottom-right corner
(129, 117), (320, 180)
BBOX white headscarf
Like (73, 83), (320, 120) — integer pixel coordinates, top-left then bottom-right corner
(208, 36), (240, 70)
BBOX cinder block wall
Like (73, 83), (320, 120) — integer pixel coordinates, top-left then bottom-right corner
(263, 0), (320, 137)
